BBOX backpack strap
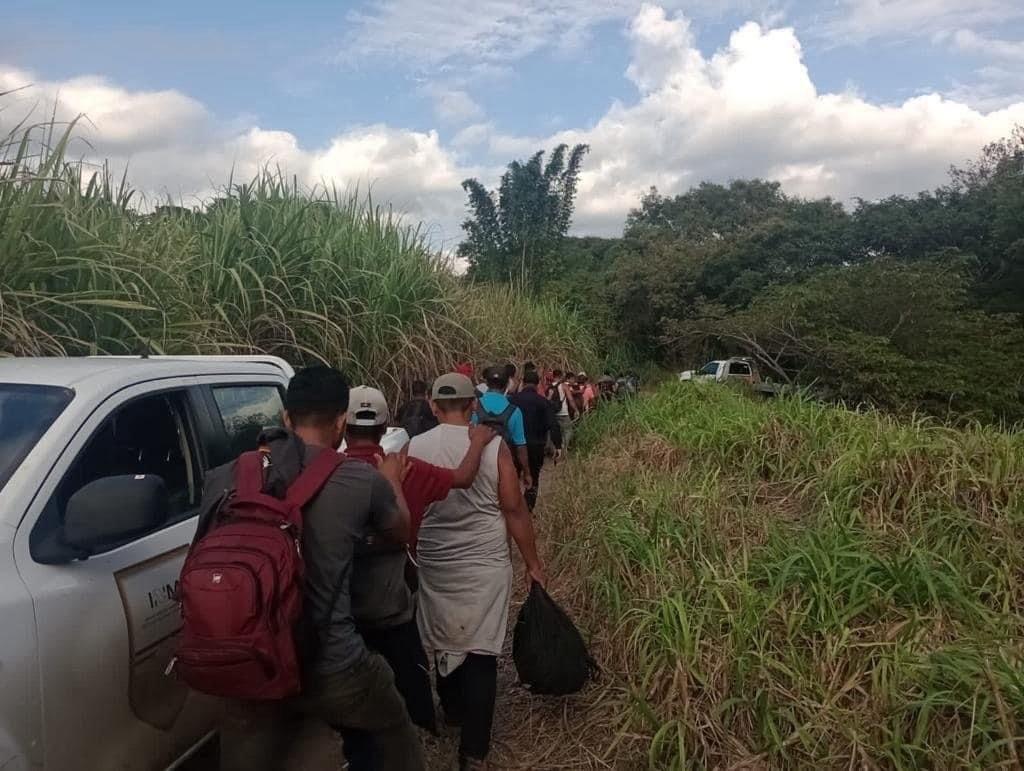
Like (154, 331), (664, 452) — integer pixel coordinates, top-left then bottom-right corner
(480, 402), (516, 422)
(234, 450), (268, 496)
(285, 448), (344, 509)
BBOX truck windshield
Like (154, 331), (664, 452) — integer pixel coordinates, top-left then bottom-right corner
(0, 384), (74, 492)
(701, 362), (721, 376)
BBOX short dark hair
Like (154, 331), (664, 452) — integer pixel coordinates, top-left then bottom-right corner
(552, 368), (564, 378)
(411, 379), (428, 397)
(524, 361), (536, 371)
(434, 397), (474, 414)
(523, 369), (540, 386)
(345, 423), (386, 442)
(504, 362), (516, 378)
(485, 365), (510, 390)
(285, 366), (350, 427)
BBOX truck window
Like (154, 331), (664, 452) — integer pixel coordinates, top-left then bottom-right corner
(728, 362), (751, 376)
(700, 362), (720, 376)
(30, 391), (199, 560)
(0, 384), (74, 492)
(211, 385), (285, 458)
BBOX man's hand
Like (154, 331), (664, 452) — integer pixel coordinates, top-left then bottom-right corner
(469, 424), (497, 447)
(526, 563), (546, 589)
(521, 471), (534, 491)
(377, 450), (411, 485)
(553, 448), (564, 464)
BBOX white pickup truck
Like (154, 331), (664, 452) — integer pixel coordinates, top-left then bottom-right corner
(679, 357), (784, 396)
(0, 356), (409, 770)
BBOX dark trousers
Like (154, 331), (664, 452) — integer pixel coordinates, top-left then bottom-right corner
(437, 653), (498, 761)
(525, 443), (546, 511)
(342, 620), (436, 770)
(219, 651), (424, 771)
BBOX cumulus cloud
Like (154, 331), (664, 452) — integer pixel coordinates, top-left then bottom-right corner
(548, 4), (1024, 233)
(4, 4), (1024, 244)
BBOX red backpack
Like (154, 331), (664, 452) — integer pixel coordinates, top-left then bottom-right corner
(172, 447), (342, 700)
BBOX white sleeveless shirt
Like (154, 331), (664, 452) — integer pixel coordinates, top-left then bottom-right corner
(408, 425), (511, 669)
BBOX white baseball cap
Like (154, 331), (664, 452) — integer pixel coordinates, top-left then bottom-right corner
(432, 372), (477, 400)
(347, 386), (389, 426)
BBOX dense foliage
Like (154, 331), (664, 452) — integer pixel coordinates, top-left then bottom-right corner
(0, 121), (596, 394)
(506, 131), (1024, 422)
(543, 382), (1024, 768)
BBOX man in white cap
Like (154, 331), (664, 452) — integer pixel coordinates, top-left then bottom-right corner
(342, 385), (496, 770)
(408, 373), (545, 771)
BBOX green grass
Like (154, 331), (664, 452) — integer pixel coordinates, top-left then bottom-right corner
(548, 383), (1024, 769)
(0, 118), (596, 390)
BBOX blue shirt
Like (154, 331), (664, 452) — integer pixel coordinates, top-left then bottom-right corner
(473, 391), (527, 446)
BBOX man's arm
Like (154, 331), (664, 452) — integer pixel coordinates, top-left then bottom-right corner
(509, 407), (533, 489)
(450, 424), (498, 489)
(373, 453), (412, 544)
(497, 442), (545, 587)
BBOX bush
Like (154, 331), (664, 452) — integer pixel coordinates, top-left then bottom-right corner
(546, 383), (1024, 768)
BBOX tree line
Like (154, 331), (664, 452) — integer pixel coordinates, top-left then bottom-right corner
(458, 129), (1024, 423)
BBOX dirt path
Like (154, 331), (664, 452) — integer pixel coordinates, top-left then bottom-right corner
(420, 458), (633, 770)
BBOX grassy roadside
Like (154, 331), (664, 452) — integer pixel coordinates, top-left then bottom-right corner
(544, 383), (1024, 768)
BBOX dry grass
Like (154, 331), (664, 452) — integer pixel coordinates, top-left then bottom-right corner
(420, 456), (649, 770)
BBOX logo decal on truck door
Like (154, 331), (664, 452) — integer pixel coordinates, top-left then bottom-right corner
(115, 546), (191, 729)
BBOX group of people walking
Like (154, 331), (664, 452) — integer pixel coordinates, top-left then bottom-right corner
(197, 360), (633, 771)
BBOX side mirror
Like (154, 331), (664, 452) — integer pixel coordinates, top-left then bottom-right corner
(62, 475), (169, 555)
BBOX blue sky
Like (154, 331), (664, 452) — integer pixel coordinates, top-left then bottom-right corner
(3, 0), (1023, 245)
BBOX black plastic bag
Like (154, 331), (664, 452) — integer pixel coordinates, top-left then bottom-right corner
(512, 582), (598, 695)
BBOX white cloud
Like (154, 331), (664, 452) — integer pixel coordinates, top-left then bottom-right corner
(544, 4), (1024, 233)
(824, 0), (1024, 43)
(948, 28), (1024, 60)
(944, 65), (1024, 111)
(341, 0), (770, 71)
(344, 0), (644, 69)
(4, 4), (1024, 244)
(422, 85), (485, 125)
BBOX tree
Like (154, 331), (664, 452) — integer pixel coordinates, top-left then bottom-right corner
(625, 179), (791, 242)
(665, 258), (1024, 422)
(458, 144), (588, 291)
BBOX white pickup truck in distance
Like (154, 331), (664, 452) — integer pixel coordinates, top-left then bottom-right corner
(0, 356), (408, 771)
(679, 357), (784, 395)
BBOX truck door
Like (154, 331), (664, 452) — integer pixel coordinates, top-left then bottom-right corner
(12, 380), (219, 771)
(725, 360), (753, 383)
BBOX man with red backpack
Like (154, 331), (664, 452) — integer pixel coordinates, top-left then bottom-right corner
(181, 366), (425, 771)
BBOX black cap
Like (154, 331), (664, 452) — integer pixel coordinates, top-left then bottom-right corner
(484, 365), (508, 388)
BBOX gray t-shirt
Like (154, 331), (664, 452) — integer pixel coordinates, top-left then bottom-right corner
(199, 438), (401, 676)
(351, 544), (411, 631)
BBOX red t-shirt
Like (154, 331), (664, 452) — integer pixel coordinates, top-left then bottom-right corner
(344, 443), (455, 552)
